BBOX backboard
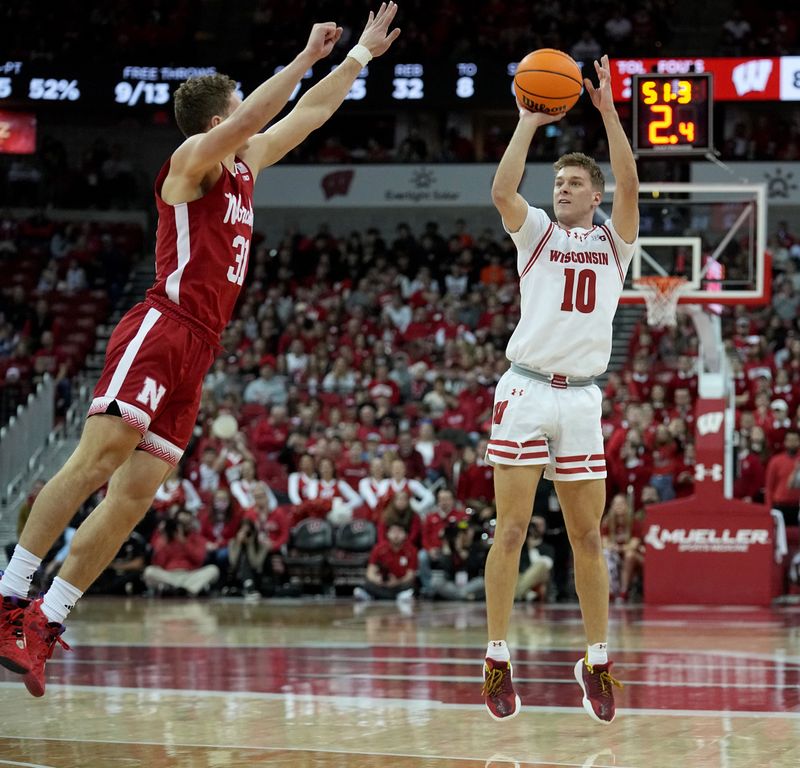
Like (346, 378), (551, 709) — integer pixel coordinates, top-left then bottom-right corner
(612, 183), (769, 306)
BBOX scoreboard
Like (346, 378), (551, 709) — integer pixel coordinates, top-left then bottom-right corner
(632, 73), (713, 154)
(0, 59), (517, 112)
(0, 55), (798, 114)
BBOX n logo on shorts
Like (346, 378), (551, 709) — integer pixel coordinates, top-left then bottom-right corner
(136, 377), (167, 410)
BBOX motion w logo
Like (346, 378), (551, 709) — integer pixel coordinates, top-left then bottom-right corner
(732, 59), (773, 96)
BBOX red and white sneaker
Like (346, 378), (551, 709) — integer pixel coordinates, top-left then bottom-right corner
(21, 599), (70, 698)
(482, 657), (521, 721)
(0, 595), (32, 674)
(574, 656), (623, 724)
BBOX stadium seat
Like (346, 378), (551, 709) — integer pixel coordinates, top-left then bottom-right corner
(328, 520), (377, 593)
(283, 518), (334, 593)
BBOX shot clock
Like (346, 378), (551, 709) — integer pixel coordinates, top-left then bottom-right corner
(632, 73), (713, 154)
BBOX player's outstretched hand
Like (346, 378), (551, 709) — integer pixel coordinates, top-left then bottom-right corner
(304, 22), (344, 61)
(584, 54), (615, 115)
(516, 99), (566, 126)
(358, 2), (402, 57)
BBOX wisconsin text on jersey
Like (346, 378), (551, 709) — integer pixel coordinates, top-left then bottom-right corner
(548, 250), (610, 264)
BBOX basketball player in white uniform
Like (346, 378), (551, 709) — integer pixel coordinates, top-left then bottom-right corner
(481, 55), (639, 725)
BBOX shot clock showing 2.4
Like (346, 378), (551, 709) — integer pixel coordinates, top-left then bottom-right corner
(632, 72), (713, 154)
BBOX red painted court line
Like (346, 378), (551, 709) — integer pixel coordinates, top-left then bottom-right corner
(4, 644), (797, 714)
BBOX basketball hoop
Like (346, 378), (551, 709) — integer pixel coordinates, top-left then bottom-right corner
(634, 276), (689, 328)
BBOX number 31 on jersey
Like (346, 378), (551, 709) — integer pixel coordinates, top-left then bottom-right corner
(227, 235), (250, 286)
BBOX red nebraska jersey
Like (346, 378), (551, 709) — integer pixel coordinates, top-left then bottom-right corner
(147, 157), (255, 341)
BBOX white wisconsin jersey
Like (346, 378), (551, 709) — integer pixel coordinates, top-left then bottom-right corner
(505, 206), (637, 378)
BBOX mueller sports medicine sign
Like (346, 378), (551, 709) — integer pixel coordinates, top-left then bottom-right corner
(644, 508), (777, 605)
(645, 525), (770, 554)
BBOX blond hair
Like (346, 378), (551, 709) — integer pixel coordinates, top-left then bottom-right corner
(553, 152), (605, 192)
(174, 74), (237, 137)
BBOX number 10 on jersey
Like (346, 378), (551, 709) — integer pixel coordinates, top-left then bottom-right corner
(560, 268), (596, 313)
(227, 235), (250, 286)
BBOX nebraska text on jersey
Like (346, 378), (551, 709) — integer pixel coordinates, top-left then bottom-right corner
(223, 192), (254, 227)
(504, 206), (638, 378)
(149, 157), (256, 342)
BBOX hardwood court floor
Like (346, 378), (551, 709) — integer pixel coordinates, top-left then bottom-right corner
(1, 597), (799, 767)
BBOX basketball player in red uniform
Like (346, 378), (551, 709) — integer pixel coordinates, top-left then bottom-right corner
(0, 3), (400, 696)
(481, 55), (639, 724)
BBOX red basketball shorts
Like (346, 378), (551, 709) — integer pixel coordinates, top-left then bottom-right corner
(89, 302), (215, 466)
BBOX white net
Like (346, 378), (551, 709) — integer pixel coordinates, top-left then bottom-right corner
(635, 277), (688, 328)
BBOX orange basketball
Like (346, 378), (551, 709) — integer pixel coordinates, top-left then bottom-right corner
(514, 48), (583, 116)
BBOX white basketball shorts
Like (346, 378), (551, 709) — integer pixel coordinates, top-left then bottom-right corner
(486, 369), (606, 481)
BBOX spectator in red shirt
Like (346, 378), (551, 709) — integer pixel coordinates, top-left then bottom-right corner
(734, 428), (766, 503)
(418, 487), (466, 595)
(766, 399), (792, 454)
(367, 361), (401, 405)
(378, 489), (422, 549)
(251, 404), (290, 459)
(456, 441), (494, 504)
(358, 457), (388, 521)
(143, 509), (220, 596)
(199, 488), (243, 568)
(668, 355), (698, 401)
(396, 430), (426, 480)
(648, 425), (678, 501)
(337, 441), (369, 490)
(354, 523), (418, 601)
(456, 373), (492, 432)
(601, 494), (644, 603)
(625, 354), (653, 403)
(765, 430), (800, 525)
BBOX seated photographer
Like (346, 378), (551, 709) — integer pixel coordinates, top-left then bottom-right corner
(89, 529), (149, 596)
(432, 518), (487, 601)
(224, 518), (268, 598)
(418, 488), (467, 596)
(354, 522), (418, 602)
(143, 509), (220, 596)
(515, 515), (555, 602)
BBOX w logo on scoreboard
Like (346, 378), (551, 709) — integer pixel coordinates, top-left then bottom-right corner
(732, 59), (773, 96)
(697, 411), (724, 436)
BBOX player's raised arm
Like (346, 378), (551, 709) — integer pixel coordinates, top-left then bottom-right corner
(243, 2), (401, 172)
(170, 22), (343, 182)
(584, 54), (639, 243)
(491, 106), (563, 233)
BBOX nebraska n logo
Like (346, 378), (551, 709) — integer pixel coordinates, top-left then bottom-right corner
(136, 377), (167, 410)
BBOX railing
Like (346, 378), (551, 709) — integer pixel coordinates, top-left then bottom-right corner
(0, 375), (54, 505)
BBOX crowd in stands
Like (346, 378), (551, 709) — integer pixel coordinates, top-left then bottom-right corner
(718, 3), (799, 56)
(0, 214), (140, 424)
(2, 0), (683, 73)
(7, 216), (800, 604)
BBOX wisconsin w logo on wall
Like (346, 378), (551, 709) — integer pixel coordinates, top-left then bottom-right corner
(696, 411), (724, 436)
(732, 59), (773, 96)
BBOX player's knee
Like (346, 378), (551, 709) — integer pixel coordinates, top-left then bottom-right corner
(572, 528), (603, 559)
(496, 523), (527, 554)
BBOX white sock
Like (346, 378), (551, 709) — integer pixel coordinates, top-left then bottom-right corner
(587, 642), (608, 666)
(486, 640), (510, 662)
(0, 545), (41, 599)
(41, 577), (83, 625)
